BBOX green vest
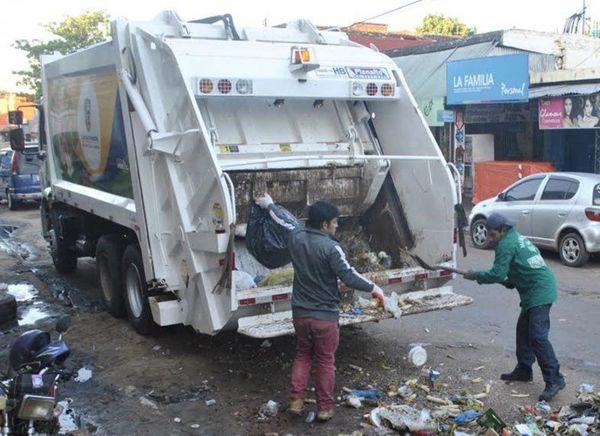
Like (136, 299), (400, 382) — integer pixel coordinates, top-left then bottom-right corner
(475, 229), (557, 312)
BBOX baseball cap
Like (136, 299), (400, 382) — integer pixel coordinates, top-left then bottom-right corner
(485, 213), (516, 230)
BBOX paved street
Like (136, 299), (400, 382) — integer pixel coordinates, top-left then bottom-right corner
(0, 205), (598, 435)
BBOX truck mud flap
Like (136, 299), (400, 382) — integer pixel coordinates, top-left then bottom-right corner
(237, 287), (472, 338)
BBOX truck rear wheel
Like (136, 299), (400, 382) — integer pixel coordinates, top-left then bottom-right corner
(96, 235), (126, 317)
(50, 228), (77, 274)
(122, 244), (157, 335)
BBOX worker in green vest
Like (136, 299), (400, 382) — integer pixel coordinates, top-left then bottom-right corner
(464, 213), (565, 401)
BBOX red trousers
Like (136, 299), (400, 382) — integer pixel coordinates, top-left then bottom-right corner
(289, 317), (339, 412)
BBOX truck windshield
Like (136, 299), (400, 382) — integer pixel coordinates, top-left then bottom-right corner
(18, 149), (40, 175)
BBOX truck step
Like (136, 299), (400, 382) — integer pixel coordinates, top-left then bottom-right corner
(237, 287), (473, 338)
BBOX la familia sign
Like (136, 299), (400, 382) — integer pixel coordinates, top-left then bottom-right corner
(446, 54), (529, 105)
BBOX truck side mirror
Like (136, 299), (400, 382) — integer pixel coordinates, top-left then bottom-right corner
(9, 128), (25, 151)
(8, 110), (23, 125)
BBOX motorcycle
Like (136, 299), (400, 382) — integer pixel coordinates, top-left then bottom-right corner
(0, 317), (72, 435)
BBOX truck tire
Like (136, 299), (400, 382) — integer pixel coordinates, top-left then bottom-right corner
(0, 293), (17, 324)
(50, 228), (77, 274)
(122, 244), (157, 335)
(96, 235), (126, 317)
(559, 232), (589, 267)
(470, 217), (490, 249)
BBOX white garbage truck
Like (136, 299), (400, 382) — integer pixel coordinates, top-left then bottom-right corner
(17, 11), (472, 336)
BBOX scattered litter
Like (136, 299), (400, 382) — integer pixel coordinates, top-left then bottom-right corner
(257, 400), (279, 421)
(6, 283), (37, 302)
(535, 400), (551, 415)
(139, 396), (158, 410)
(579, 384), (596, 394)
(350, 388), (382, 400)
(74, 367), (93, 383)
(397, 385), (414, 398)
(511, 393), (530, 398)
(305, 410), (316, 423)
(454, 409), (482, 424)
(473, 365), (486, 371)
(408, 345), (428, 367)
(348, 364), (363, 372)
(152, 345), (161, 351)
(190, 424), (200, 429)
(477, 408), (506, 432)
(370, 405), (436, 431)
(515, 422), (543, 435)
(56, 399), (78, 433)
(428, 368), (441, 390)
(205, 399), (216, 406)
(348, 308), (363, 316)
(345, 395), (362, 408)
(424, 327), (430, 333)
(174, 417), (181, 423)
(260, 339), (272, 348)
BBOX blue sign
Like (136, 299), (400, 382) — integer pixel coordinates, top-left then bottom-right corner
(446, 54), (529, 105)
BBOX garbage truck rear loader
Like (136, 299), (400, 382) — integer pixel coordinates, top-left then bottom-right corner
(39, 11), (471, 337)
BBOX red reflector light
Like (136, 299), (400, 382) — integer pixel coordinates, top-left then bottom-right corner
(585, 208), (600, 221)
(239, 298), (256, 306)
(272, 293), (289, 301)
(199, 78), (213, 94)
(217, 79), (232, 94)
(388, 277), (403, 284)
(366, 83), (378, 96)
(415, 273), (428, 281)
(440, 270), (452, 277)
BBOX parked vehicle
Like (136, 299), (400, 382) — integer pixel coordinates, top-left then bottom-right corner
(0, 144), (42, 210)
(10, 11), (471, 337)
(0, 317), (71, 435)
(469, 172), (600, 267)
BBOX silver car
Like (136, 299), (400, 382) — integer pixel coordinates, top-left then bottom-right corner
(469, 172), (600, 267)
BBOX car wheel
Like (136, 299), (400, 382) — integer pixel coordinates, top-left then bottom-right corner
(96, 235), (126, 318)
(6, 191), (16, 211)
(559, 232), (589, 267)
(470, 218), (490, 249)
(122, 244), (157, 335)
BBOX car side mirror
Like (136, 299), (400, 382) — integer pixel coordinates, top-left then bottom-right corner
(37, 150), (47, 161)
(9, 128), (25, 151)
(497, 192), (505, 201)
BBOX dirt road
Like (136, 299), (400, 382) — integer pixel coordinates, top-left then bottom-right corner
(0, 205), (599, 435)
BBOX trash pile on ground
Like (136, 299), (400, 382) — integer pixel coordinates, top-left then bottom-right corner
(330, 367), (600, 435)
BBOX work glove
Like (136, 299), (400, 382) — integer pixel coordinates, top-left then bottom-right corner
(255, 193), (274, 209)
(502, 280), (515, 289)
(463, 270), (477, 281)
(371, 285), (385, 306)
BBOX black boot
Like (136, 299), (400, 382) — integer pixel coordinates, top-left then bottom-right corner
(500, 368), (533, 382)
(539, 378), (566, 401)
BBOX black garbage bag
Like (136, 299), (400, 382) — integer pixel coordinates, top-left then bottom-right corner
(245, 204), (300, 269)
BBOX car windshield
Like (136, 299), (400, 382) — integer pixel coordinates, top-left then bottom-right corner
(18, 149), (40, 175)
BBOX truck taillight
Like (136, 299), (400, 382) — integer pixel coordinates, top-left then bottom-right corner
(199, 79), (213, 94)
(217, 79), (232, 94)
(366, 83), (378, 96)
(381, 83), (394, 96)
(11, 152), (18, 175)
(585, 208), (600, 222)
(291, 47), (311, 64)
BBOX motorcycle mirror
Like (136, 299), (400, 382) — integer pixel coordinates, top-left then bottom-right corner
(55, 316), (72, 334)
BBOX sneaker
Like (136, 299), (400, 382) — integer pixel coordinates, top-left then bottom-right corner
(288, 398), (304, 414)
(539, 378), (566, 401)
(500, 369), (533, 382)
(317, 408), (335, 421)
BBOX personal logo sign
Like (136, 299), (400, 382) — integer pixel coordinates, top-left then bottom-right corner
(446, 54), (529, 105)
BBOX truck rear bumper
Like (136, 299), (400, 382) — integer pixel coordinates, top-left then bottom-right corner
(10, 192), (42, 201)
(237, 286), (473, 338)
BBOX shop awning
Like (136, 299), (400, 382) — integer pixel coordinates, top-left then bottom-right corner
(529, 82), (600, 98)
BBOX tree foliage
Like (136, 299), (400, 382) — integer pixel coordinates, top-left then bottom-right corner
(417, 13), (476, 37)
(13, 11), (110, 98)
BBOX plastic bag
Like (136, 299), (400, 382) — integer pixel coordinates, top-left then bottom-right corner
(233, 270), (257, 291)
(245, 204), (299, 269)
(383, 291), (402, 318)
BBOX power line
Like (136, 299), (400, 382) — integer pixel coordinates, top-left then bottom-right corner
(352, 0), (425, 25)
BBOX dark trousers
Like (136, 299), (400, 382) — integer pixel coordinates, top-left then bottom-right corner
(515, 304), (562, 385)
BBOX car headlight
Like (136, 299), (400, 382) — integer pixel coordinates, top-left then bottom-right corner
(17, 395), (55, 420)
